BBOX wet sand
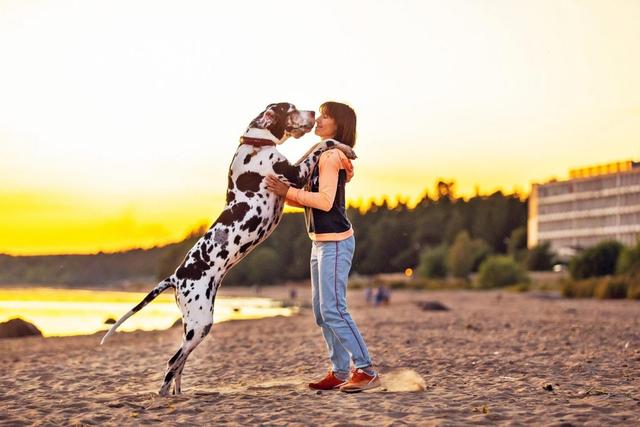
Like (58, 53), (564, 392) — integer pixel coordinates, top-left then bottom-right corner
(1, 288), (639, 426)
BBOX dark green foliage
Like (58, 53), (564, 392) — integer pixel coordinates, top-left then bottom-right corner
(526, 242), (554, 271)
(507, 226), (528, 262)
(416, 245), (448, 279)
(0, 246), (181, 287)
(477, 255), (528, 288)
(568, 240), (623, 280)
(616, 240), (640, 275)
(446, 231), (490, 278)
(245, 247), (281, 285)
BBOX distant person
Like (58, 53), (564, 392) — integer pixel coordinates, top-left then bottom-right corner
(374, 285), (390, 306)
(266, 101), (380, 393)
(365, 287), (373, 305)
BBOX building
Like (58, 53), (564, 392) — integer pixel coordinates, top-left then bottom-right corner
(528, 160), (640, 257)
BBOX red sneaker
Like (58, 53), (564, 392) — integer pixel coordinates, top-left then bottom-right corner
(308, 371), (348, 390)
(339, 368), (381, 393)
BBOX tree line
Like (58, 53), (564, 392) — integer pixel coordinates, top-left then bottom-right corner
(0, 181), (528, 287)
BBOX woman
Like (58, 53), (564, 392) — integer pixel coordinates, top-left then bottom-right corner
(265, 101), (380, 393)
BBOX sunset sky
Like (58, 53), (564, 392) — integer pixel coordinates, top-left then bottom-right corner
(1, 0), (639, 255)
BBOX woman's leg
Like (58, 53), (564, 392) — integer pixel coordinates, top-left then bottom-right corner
(311, 241), (350, 375)
(317, 236), (372, 369)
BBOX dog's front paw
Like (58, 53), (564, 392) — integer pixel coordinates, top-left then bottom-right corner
(336, 143), (357, 160)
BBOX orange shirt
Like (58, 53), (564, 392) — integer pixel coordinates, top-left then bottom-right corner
(285, 149), (354, 241)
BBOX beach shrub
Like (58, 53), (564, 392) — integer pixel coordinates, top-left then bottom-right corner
(594, 278), (628, 299)
(616, 241), (640, 275)
(477, 255), (528, 288)
(416, 245), (448, 279)
(569, 240), (623, 280)
(525, 242), (554, 271)
(447, 232), (473, 278)
(447, 231), (491, 278)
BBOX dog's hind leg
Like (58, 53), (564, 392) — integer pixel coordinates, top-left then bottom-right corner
(173, 363), (185, 395)
(159, 293), (215, 396)
(159, 319), (212, 396)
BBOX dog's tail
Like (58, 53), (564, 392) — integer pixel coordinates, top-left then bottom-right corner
(100, 278), (174, 345)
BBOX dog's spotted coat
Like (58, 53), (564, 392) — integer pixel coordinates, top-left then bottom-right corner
(101, 103), (355, 396)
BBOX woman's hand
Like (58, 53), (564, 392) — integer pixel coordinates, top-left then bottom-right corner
(265, 175), (290, 197)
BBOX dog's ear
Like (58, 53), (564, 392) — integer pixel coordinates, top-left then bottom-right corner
(253, 108), (276, 129)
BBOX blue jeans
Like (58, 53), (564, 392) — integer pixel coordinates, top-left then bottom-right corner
(310, 235), (372, 375)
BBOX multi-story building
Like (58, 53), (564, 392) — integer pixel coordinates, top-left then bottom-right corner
(528, 160), (640, 257)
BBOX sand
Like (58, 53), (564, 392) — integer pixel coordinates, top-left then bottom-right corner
(1, 287), (639, 426)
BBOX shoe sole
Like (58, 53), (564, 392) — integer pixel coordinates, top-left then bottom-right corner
(340, 379), (382, 393)
(308, 382), (347, 391)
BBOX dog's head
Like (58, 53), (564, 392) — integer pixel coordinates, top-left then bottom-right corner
(248, 103), (315, 143)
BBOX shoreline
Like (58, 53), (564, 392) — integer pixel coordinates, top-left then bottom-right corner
(0, 285), (305, 339)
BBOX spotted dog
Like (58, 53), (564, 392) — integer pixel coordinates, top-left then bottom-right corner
(101, 103), (356, 396)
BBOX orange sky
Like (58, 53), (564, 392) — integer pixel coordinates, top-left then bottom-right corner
(1, 0), (639, 255)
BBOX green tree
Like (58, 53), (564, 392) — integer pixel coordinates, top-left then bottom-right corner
(569, 240), (623, 280)
(616, 240), (640, 275)
(246, 247), (281, 285)
(446, 231), (490, 278)
(526, 242), (554, 271)
(447, 231), (475, 278)
(416, 245), (448, 278)
(507, 226), (528, 262)
(478, 255), (528, 288)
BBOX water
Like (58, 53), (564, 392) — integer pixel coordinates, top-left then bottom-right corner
(0, 288), (296, 337)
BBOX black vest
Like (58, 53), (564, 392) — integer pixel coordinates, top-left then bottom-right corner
(304, 164), (352, 235)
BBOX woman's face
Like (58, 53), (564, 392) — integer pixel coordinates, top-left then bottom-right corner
(314, 112), (337, 139)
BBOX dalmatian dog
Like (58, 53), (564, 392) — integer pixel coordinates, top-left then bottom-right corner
(101, 102), (356, 396)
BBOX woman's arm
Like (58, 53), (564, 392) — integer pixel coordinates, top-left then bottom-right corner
(284, 195), (305, 208)
(266, 151), (342, 212)
(286, 151), (342, 212)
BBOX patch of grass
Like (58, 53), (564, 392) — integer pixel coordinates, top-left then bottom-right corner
(561, 274), (640, 300)
(561, 278), (599, 298)
(385, 278), (472, 291)
(594, 278), (628, 299)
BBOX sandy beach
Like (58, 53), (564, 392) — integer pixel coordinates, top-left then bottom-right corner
(1, 287), (639, 426)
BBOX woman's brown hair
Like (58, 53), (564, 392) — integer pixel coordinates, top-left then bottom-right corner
(319, 101), (357, 148)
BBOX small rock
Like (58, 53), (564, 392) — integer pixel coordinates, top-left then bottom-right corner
(417, 301), (449, 311)
(104, 318), (116, 325)
(315, 390), (322, 395)
(543, 384), (554, 391)
(0, 318), (42, 339)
